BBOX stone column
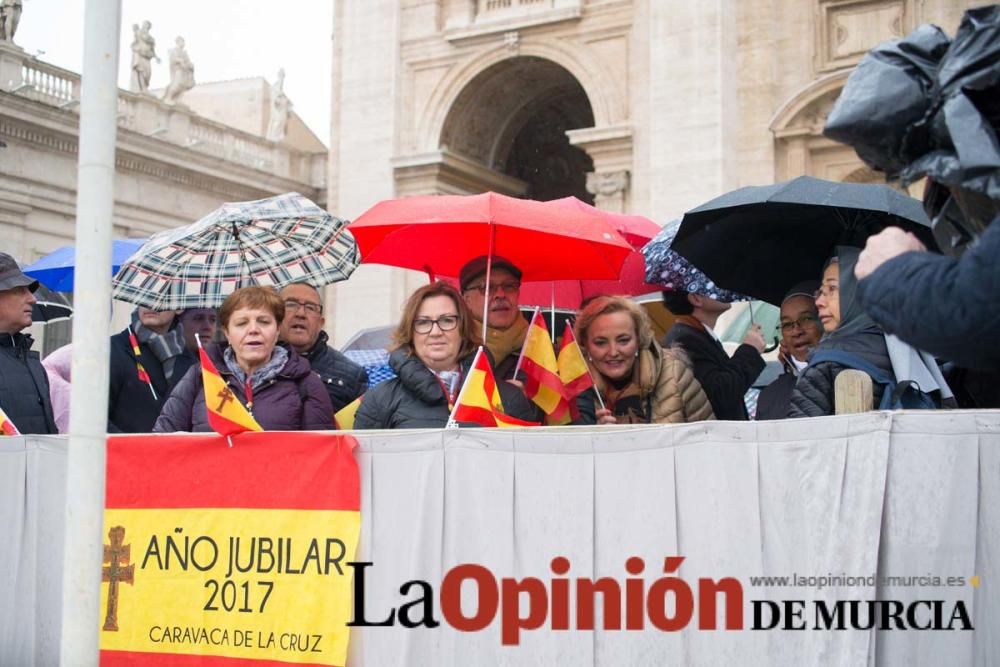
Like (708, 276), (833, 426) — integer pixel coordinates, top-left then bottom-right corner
(586, 170), (630, 214)
(0, 41), (25, 92)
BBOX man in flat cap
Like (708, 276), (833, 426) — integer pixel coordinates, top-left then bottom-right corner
(459, 255), (527, 381)
(0, 252), (57, 434)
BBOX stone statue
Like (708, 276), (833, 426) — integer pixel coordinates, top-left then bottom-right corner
(266, 68), (292, 142)
(162, 37), (195, 105)
(129, 20), (160, 93)
(0, 0), (23, 43)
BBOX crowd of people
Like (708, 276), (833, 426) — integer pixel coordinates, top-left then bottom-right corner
(1, 8), (996, 437)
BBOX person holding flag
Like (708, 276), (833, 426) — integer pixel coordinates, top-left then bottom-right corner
(354, 282), (535, 429)
(154, 286), (334, 432)
(573, 296), (715, 425)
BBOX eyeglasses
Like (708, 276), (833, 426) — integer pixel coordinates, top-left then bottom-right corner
(413, 315), (460, 334)
(283, 298), (323, 315)
(465, 281), (521, 296)
(780, 313), (820, 332)
(813, 284), (839, 300)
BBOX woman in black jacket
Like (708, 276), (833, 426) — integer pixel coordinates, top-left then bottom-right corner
(354, 282), (533, 429)
(787, 247), (894, 417)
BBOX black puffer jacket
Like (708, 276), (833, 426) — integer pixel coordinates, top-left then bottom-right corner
(787, 328), (890, 417)
(354, 347), (535, 429)
(0, 333), (57, 434)
(298, 331), (368, 412)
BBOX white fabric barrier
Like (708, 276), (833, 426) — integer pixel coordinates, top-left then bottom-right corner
(2, 411), (998, 665)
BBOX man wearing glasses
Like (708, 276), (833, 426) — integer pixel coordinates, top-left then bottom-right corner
(459, 255), (528, 381)
(755, 281), (823, 420)
(278, 283), (368, 412)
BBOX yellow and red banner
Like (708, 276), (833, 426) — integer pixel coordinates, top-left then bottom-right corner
(101, 432), (360, 666)
(557, 322), (594, 419)
(518, 309), (571, 425)
(199, 346), (263, 435)
(450, 347), (538, 428)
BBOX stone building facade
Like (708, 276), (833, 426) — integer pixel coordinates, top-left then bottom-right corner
(326, 0), (978, 344)
(0, 42), (326, 349)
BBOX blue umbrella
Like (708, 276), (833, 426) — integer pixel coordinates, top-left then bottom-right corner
(24, 238), (146, 292)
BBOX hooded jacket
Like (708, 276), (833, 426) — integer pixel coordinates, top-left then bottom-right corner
(153, 341), (334, 432)
(576, 342), (715, 425)
(354, 347), (535, 429)
(0, 332), (57, 434)
(788, 248), (891, 417)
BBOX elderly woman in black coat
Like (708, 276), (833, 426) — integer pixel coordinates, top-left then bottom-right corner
(354, 282), (533, 429)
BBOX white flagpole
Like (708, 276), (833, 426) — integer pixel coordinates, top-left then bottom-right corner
(61, 0), (122, 663)
(512, 306), (540, 378)
(446, 346), (484, 428)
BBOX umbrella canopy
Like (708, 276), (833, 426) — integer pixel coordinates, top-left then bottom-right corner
(517, 251), (664, 310)
(670, 176), (935, 305)
(24, 238), (146, 292)
(547, 197), (662, 250)
(31, 285), (73, 324)
(112, 192), (358, 309)
(348, 191), (633, 281)
(642, 219), (751, 302)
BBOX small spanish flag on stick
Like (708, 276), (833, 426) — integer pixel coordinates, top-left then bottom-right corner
(0, 404), (20, 436)
(196, 336), (262, 438)
(557, 321), (598, 418)
(515, 307), (572, 425)
(448, 347), (538, 428)
(128, 326), (158, 400)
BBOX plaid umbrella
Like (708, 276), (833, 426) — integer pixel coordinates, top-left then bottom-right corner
(112, 192), (358, 309)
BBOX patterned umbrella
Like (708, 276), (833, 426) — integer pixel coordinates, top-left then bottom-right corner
(112, 192), (358, 309)
(642, 218), (751, 302)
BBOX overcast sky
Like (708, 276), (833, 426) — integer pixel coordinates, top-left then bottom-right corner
(16, 1), (334, 142)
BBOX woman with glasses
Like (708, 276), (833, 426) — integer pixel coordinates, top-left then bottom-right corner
(755, 281), (822, 420)
(354, 282), (534, 429)
(574, 295), (714, 425)
(154, 286), (335, 432)
(787, 247), (953, 417)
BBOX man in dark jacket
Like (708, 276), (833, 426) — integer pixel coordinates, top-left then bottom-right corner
(109, 307), (193, 432)
(756, 281), (822, 420)
(661, 290), (766, 420)
(278, 283), (367, 412)
(0, 252), (57, 434)
(460, 255), (528, 381)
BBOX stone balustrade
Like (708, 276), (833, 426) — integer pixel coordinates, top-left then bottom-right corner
(0, 45), (324, 187)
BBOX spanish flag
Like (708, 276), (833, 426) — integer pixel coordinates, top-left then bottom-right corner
(449, 347), (538, 428)
(198, 344), (262, 436)
(557, 321), (594, 419)
(0, 404), (20, 436)
(517, 308), (571, 425)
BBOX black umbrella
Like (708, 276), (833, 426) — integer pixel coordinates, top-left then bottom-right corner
(670, 176), (936, 305)
(32, 285), (73, 324)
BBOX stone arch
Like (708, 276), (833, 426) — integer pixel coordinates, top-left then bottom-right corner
(418, 40), (623, 156)
(769, 70), (867, 183)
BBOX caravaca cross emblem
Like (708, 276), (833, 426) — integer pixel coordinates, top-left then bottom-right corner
(102, 525), (135, 631)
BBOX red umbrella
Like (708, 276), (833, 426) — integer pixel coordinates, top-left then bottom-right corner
(547, 197), (661, 250)
(348, 191), (633, 282)
(518, 250), (664, 310)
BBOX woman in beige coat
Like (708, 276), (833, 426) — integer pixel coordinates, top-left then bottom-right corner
(575, 296), (714, 424)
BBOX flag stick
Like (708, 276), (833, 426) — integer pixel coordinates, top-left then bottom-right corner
(480, 226), (495, 345)
(550, 283), (556, 344)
